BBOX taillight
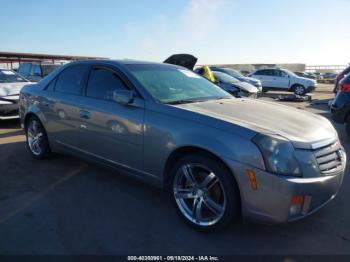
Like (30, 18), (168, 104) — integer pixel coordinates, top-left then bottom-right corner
(340, 83), (350, 93)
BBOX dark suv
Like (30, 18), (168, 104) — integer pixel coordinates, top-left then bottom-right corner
(17, 63), (61, 82)
(331, 74), (350, 136)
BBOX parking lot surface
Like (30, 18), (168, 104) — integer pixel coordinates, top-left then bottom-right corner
(0, 84), (349, 255)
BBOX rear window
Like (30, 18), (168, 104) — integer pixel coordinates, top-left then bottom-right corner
(55, 65), (89, 95)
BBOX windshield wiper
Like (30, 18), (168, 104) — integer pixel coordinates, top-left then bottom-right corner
(167, 99), (205, 105)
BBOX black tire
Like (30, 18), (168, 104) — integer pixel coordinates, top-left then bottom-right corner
(346, 117), (350, 138)
(168, 153), (240, 232)
(293, 84), (306, 95)
(262, 87), (269, 93)
(25, 116), (51, 159)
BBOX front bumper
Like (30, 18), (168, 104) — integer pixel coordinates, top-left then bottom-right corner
(0, 102), (19, 120)
(224, 157), (345, 224)
(307, 85), (317, 93)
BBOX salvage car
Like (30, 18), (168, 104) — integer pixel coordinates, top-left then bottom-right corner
(210, 66), (262, 91)
(212, 71), (259, 98)
(294, 71), (316, 80)
(330, 74), (350, 136)
(250, 68), (318, 95)
(0, 69), (31, 120)
(20, 60), (346, 231)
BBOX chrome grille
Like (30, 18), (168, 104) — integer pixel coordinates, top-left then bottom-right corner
(314, 142), (343, 174)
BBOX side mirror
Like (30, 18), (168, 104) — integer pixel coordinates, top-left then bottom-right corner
(113, 90), (134, 105)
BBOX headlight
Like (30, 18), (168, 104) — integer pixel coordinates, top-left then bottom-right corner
(253, 134), (302, 176)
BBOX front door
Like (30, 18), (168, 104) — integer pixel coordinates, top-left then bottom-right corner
(272, 70), (290, 89)
(78, 66), (145, 171)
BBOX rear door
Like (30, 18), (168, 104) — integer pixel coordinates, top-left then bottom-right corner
(40, 64), (90, 149)
(252, 69), (274, 87)
(77, 65), (145, 170)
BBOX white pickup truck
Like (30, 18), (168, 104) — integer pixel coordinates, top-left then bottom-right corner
(250, 68), (317, 95)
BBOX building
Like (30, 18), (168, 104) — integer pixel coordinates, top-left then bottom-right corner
(0, 52), (108, 70)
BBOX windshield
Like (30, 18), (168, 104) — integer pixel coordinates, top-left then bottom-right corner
(213, 71), (239, 83)
(127, 64), (231, 104)
(0, 69), (28, 83)
(221, 68), (244, 78)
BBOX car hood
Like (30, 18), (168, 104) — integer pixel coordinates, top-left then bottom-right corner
(164, 54), (198, 70)
(0, 82), (30, 97)
(175, 98), (337, 149)
(233, 81), (259, 93)
(298, 76), (316, 84)
(241, 76), (259, 83)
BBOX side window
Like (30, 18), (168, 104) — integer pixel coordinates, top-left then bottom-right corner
(254, 70), (264, 76)
(265, 70), (274, 76)
(86, 67), (128, 100)
(279, 70), (288, 77)
(31, 65), (42, 76)
(18, 63), (31, 76)
(55, 65), (88, 95)
(273, 70), (282, 77)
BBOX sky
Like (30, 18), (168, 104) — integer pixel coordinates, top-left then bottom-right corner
(1, 0), (349, 65)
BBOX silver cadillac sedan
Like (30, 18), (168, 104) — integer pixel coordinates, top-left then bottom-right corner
(19, 60), (346, 231)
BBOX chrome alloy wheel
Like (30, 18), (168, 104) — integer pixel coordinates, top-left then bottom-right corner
(173, 163), (226, 226)
(27, 120), (44, 156)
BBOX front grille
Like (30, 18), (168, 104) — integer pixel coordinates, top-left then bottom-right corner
(313, 142), (343, 174)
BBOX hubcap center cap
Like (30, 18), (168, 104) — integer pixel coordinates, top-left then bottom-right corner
(196, 189), (205, 197)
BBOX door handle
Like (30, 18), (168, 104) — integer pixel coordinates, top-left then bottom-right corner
(79, 110), (91, 120)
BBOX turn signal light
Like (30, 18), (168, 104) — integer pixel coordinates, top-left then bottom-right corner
(247, 169), (257, 191)
(291, 195), (304, 205)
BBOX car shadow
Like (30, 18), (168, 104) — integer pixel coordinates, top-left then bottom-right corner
(0, 119), (21, 129)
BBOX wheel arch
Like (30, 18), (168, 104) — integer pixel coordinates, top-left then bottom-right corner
(290, 83), (305, 91)
(24, 112), (40, 129)
(164, 146), (240, 190)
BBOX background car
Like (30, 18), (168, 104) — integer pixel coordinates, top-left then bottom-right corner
(331, 74), (350, 136)
(0, 68), (31, 120)
(249, 68), (317, 95)
(17, 62), (61, 82)
(313, 72), (324, 80)
(209, 66), (262, 91)
(334, 65), (350, 93)
(212, 71), (259, 98)
(294, 71), (316, 80)
(322, 73), (338, 84)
